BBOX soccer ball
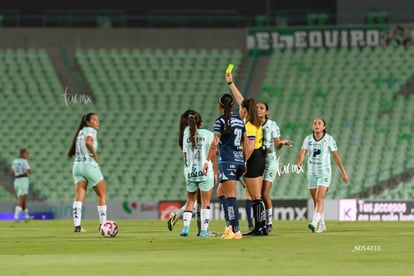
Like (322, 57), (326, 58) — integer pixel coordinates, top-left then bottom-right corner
(100, 220), (119, 238)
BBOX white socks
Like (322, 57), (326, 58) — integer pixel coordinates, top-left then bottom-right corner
(24, 208), (30, 219)
(183, 211), (192, 228)
(266, 208), (273, 225)
(97, 205), (107, 224)
(73, 202), (109, 227)
(319, 213), (325, 226)
(14, 206), (22, 220)
(311, 212), (322, 226)
(73, 201), (82, 226)
(200, 208), (211, 232)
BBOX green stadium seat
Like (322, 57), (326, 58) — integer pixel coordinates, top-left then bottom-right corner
(259, 47), (414, 199)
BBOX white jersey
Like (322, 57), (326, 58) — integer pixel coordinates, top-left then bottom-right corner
(12, 158), (31, 176)
(262, 119), (280, 160)
(74, 126), (98, 164)
(183, 127), (214, 182)
(301, 133), (337, 176)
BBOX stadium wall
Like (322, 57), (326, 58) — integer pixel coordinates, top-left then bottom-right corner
(2, 199), (413, 221)
(0, 28), (246, 50)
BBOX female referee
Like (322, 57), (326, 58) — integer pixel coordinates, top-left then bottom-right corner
(68, 113), (107, 232)
(226, 72), (266, 236)
(297, 117), (349, 233)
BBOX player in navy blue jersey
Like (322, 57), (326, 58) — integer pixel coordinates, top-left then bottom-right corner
(203, 93), (248, 239)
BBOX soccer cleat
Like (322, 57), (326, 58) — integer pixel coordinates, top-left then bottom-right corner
(308, 223), (316, 233)
(199, 230), (218, 238)
(316, 224), (327, 233)
(232, 231), (242, 240)
(222, 231), (235, 239)
(207, 231), (217, 237)
(221, 226), (233, 239)
(98, 224), (102, 231)
(74, 225), (86, 232)
(244, 226), (264, 236)
(167, 212), (178, 231)
(25, 216), (34, 222)
(179, 226), (189, 237)
(199, 230), (209, 238)
(222, 230), (243, 240)
(266, 224), (273, 234)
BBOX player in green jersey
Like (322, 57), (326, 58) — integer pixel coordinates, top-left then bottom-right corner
(68, 113), (108, 233)
(11, 148), (33, 222)
(297, 118), (348, 233)
(257, 102), (292, 233)
(180, 110), (216, 237)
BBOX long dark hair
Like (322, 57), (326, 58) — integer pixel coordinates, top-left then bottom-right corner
(67, 113), (96, 158)
(188, 112), (202, 149)
(179, 109), (195, 150)
(257, 101), (269, 120)
(219, 93), (233, 135)
(241, 98), (261, 128)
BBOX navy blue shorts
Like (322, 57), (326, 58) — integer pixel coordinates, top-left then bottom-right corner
(218, 162), (245, 182)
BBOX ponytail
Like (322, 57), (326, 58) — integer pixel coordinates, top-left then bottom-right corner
(219, 93), (233, 135)
(242, 98), (261, 128)
(68, 113), (95, 158)
(188, 113), (202, 149)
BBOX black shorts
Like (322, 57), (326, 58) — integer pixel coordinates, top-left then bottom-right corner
(245, 148), (266, 178)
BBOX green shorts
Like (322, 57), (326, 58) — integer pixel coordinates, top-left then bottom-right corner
(307, 174), (331, 189)
(263, 156), (278, 183)
(73, 163), (104, 187)
(14, 177), (30, 196)
(186, 166), (214, 193)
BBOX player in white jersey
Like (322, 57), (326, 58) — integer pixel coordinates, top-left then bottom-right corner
(257, 102), (292, 233)
(168, 110), (203, 235)
(180, 110), (216, 237)
(297, 118), (348, 233)
(68, 113), (107, 233)
(11, 148), (33, 222)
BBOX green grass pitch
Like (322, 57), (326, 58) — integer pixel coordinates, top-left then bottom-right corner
(1, 219), (413, 275)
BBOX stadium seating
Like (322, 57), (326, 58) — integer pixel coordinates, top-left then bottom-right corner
(259, 46), (414, 199)
(1, 45), (413, 202)
(0, 48), (76, 201)
(0, 47), (243, 201)
(75, 48), (243, 200)
(369, 176), (414, 200)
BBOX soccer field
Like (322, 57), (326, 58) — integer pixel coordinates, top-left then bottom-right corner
(1, 219), (413, 275)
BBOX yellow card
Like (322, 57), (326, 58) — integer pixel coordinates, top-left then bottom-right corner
(226, 64), (234, 74)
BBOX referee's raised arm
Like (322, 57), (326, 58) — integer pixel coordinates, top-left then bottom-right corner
(225, 72), (244, 106)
